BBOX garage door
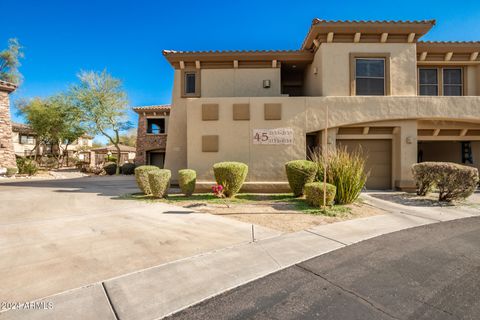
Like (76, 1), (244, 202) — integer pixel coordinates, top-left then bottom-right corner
(337, 139), (392, 190)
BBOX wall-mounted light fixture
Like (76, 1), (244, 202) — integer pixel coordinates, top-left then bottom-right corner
(406, 136), (413, 144)
(313, 67), (318, 75)
(263, 80), (271, 88)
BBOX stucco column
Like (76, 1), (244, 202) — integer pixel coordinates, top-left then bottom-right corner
(0, 84), (17, 172)
(320, 128), (337, 155)
(395, 120), (417, 191)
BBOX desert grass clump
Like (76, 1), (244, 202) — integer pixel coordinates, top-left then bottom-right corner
(310, 148), (368, 205)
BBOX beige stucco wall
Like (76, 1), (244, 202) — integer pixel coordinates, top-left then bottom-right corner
(180, 96), (480, 189)
(164, 70), (188, 181)
(466, 66), (477, 96)
(186, 97), (306, 182)
(316, 43), (417, 96)
(303, 46), (323, 96)
(201, 68), (281, 97)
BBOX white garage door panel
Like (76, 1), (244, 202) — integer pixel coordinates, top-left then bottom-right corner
(337, 139), (392, 190)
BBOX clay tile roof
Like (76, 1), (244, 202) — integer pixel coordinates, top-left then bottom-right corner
(302, 18), (436, 50)
(419, 41), (480, 44)
(162, 49), (314, 66)
(0, 80), (18, 93)
(132, 105), (171, 113)
(311, 18), (436, 25)
(12, 122), (35, 134)
(91, 144), (136, 153)
(417, 41), (480, 53)
(162, 49), (304, 55)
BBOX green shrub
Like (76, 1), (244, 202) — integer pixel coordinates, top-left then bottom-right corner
(412, 162), (478, 202)
(106, 155), (117, 163)
(103, 162), (117, 175)
(285, 160), (318, 197)
(16, 157), (38, 176)
(178, 169), (196, 196)
(6, 167), (18, 177)
(213, 162), (248, 197)
(304, 182), (337, 207)
(412, 162), (437, 196)
(134, 165), (161, 195)
(42, 156), (58, 169)
(148, 169), (171, 198)
(121, 163), (136, 175)
(310, 148), (368, 205)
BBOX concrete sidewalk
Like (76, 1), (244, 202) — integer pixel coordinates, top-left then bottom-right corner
(2, 194), (479, 320)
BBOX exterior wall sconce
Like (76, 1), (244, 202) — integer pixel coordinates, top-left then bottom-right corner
(313, 67), (318, 75)
(263, 80), (271, 88)
(406, 136), (413, 144)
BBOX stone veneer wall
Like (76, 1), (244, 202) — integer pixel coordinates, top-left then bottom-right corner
(0, 90), (17, 169)
(135, 111), (168, 165)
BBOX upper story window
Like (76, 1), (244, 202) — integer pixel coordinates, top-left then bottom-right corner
(419, 68), (438, 96)
(443, 68), (463, 96)
(355, 58), (385, 96)
(418, 67), (463, 96)
(182, 70), (200, 97)
(147, 118), (166, 134)
(20, 134), (35, 145)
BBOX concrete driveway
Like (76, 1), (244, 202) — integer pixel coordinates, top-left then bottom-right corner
(0, 176), (278, 302)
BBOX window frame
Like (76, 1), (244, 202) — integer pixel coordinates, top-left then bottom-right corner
(19, 134), (35, 145)
(145, 117), (167, 135)
(181, 69), (201, 98)
(350, 53), (391, 96)
(442, 67), (464, 96)
(418, 67), (439, 96)
(416, 67), (465, 96)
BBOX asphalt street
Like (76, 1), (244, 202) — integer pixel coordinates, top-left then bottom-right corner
(169, 216), (480, 320)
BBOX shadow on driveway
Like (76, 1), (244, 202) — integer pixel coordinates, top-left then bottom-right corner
(0, 175), (139, 197)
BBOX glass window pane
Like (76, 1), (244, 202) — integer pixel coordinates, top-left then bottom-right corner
(419, 69), (438, 85)
(443, 69), (462, 85)
(356, 78), (385, 95)
(444, 85), (462, 96)
(419, 85), (438, 96)
(356, 59), (384, 77)
(185, 73), (196, 94)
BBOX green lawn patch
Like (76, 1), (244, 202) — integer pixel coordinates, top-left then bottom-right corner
(121, 192), (352, 217)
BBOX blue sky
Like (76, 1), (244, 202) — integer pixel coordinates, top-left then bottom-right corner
(2, 0), (480, 142)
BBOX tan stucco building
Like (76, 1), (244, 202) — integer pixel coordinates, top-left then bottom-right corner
(161, 19), (480, 190)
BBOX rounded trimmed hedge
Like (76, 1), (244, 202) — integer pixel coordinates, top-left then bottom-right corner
(134, 165), (161, 195)
(304, 182), (337, 207)
(103, 162), (117, 175)
(412, 162), (479, 202)
(285, 160), (318, 197)
(178, 169), (196, 196)
(148, 169), (171, 198)
(121, 163), (136, 175)
(213, 162), (248, 198)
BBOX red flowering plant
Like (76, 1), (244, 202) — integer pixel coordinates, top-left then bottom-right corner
(211, 184), (225, 198)
(211, 184), (229, 208)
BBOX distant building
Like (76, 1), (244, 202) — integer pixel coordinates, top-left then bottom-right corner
(133, 105), (170, 168)
(11, 122), (93, 157)
(90, 144), (136, 166)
